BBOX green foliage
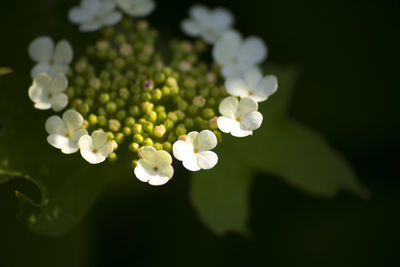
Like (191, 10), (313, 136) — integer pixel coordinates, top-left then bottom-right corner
(190, 65), (368, 235)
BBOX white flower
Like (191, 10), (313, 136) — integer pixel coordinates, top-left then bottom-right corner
(172, 130), (218, 172)
(212, 30), (267, 78)
(181, 4), (234, 44)
(28, 73), (69, 111)
(115, 0), (155, 17)
(134, 146), (174, 186)
(68, 0), (122, 32)
(217, 96), (263, 137)
(78, 130), (114, 164)
(225, 68), (278, 102)
(45, 110), (88, 154)
(28, 36), (73, 78)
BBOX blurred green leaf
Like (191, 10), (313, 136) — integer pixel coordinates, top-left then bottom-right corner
(191, 64), (367, 235)
(0, 66), (13, 76)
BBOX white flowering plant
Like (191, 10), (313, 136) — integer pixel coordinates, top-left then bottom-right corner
(0, 0), (367, 237)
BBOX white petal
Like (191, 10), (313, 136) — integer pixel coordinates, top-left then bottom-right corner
(47, 134), (69, 150)
(238, 97), (258, 117)
(210, 7), (233, 29)
(197, 151), (218, 170)
(49, 64), (69, 76)
(102, 11), (122, 25)
(217, 116), (236, 134)
(172, 140), (192, 161)
(212, 30), (241, 65)
(225, 78), (248, 98)
(189, 4), (209, 22)
(31, 63), (51, 78)
(140, 146), (157, 160)
(241, 111), (263, 132)
(50, 73), (68, 94)
(80, 148), (106, 164)
(67, 129), (89, 153)
(62, 109), (84, 132)
(253, 74), (278, 102)
(154, 150), (172, 166)
(29, 80), (48, 104)
(181, 19), (202, 36)
(79, 20), (103, 32)
(51, 93), (68, 112)
(182, 155), (201, 171)
(68, 7), (89, 24)
(99, 0), (115, 14)
(195, 130), (217, 151)
(231, 124), (252, 137)
(34, 102), (52, 110)
(91, 130), (108, 148)
(238, 36), (267, 64)
(45, 115), (67, 135)
(221, 62), (254, 78)
(54, 40), (73, 64)
(218, 96), (238, 118)
(78, 134), (93, 150)
(244, 68), (263, 89)
(134, 161), (172, 186)
(82, 0), (101, 15)
(98, 142), (114, 158)
(28, 36), (54, 63)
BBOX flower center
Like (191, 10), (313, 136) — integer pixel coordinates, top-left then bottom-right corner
(153, 166), (158, 171)
(236, 117), (241, 122)
(232, 57), (238, 64)
(65, 133), (70, 138)
(249, 91), (254, 96)
(92, 149), (98, 154)
(49, 59), (54, 66)
(130, 4), (136, 10)
(193, 148), (198, 154)
(48, 93), (53, 98)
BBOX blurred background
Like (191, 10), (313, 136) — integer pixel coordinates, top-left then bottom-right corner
(0, 0), (399, 266)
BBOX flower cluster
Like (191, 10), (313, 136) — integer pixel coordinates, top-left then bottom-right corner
(27, 1), (278, 186)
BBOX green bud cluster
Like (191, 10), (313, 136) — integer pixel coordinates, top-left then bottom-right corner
(65, 18), (227, 165)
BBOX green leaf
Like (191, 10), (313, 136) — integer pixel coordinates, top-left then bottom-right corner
(0, 66), (13, 76)
(190, 64), (367, 236)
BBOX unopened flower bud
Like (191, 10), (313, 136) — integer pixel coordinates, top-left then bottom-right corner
(145, 111), (157, 123)
(107, 152), (118, 162)
(134, 134), (144, 144)
(129, 142), (140, 152)
(162, 141), (172, 152)
(120, 43), (133, 56)
(193, 96), (206, 107)
(202, 108), (215, 119)
(125, 116), (135, 127)
(153, 142), (163, 150)
(143, 121), (154, 134)
(109, 119), (121, 132)
(163, 119), (174, 130)
(141, 101), (154, 113)
(89, 78), (101, 89)
(179, 61), (192, 72)
(168, 132), (177, 142)
(98, 115), (107, 126)
(154, 73), (165, 83)
(115, 132), (125, 144)
(119, 88), (130, 99)
(143, 138), (153, 146)
(167, 112), (178, 122)
(153, 125), (166, 138)
(88, 114), (98, 126)
(175, 124), (187, 136)
(123, 126), (132, 136)
(151, 88), (162, 100)
(116, 110), (126, 121)
(184, 118), (194, 128)
(75, 59), (87, 73)
(107, 131), (115, 140)
(132, 123), (143, 134)
(213, 130), (222, 143)
(209, 116), (218, 129)
(144, 79), (154, 91)
(106, 102), (117, 113)
(129, 105), (140, 116)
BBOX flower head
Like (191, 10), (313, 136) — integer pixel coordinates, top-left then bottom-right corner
(213, 30), (267, 78)
(173, 130), (218, 171)
(225, 68), (278, 102)
(28, 73), (69, 111)
(28, 36), (73, 78)
(134, 146), (174, 186)
(68, 0), (122, 32)
(78, 130), (114, 164)
(181, 4), (234, 44)
(115, 0), (155, 17)
(45, 110), (88, 154)
(217, 96), (263, 137)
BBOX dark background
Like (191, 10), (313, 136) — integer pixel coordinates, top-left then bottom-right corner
(0, 0), (399, 266)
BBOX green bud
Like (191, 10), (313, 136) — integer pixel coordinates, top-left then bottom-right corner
(175, 110), (185, 121)
(88, 114), (98, 126)
(66, 87), (75, 98)
(106, 101), (117, 114)
(184, 118), (194, 128)
(143, 138), (153, 146)
(116, 98), (126, 108)
(202, 107), (215, 119)
(85, 87), (95, 98)
(107, 131), (115, 140)
(186, 88), (196, 99)
(99, 93), (110, 104)
(211, 86), (222, 97)
(199, 87), (210, 98)
(141, 101), (154, 113)
(125, 116), (136, 127)
(151, 88), (162, 100)
(163, 119), (174, 130)
(115, 33), (126, 45)
(133, 134), (144, 144)
(153, 125), (166, 138)
(115, 133), (125, 144)
(168, 132), (177, 142)
(207, 97), (217, 107)
(188, 105), (198, 116)
(177, 100), (189, 111)
(161, 85), (171, 96)
(213, 130), (222, 143)
(132, 123), (143, 134)
(154, 73), (165, 83)
(129, 105), (141, 116)
(74, 76), (85, 87)
(129, 142), (140, 152)
(175, 124), (187, 136)
(116, 110), (126, 121)
(156, 110), (167, 123)
(108, 119), (121, 132)
(107, 152), (118, 162)
(123, 126), (132, 136)
(119, 87), (130, 99)
(143, 121), (154, 134)
(145, 111), (157, 123)
(167, 112), (178, 122)
(131, 160), (138, 168)
(141, 91), (152, 101)
(144, 79), (154, 91)
(82, 120), (89, 129)
(162, 142), (172, 152)
(193, 96), (206, 108)
(89, 78), (101, 89)
(78, 103), (89, 115)
(209, 116), (218, 129)
(155, 105), (165, 113)
(98, 107), (107, 116)
(98, 115), (107, 126)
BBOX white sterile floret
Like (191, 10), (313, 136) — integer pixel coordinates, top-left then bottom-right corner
(181, 4), (234, 44)
(28, 73), (69, 111)
(217, 96), (263, 137)
(45, 110), (88, 154)
(213, 30), (267, 78)
(78, 130), (114, 164)
(173, 130), (218, 172)
(68, 0), (122, 32)
(115, 0), (155, 17)
(225, 68), (278, 102)
(28, 36), (73, 78)
(134, 146), (174, 186)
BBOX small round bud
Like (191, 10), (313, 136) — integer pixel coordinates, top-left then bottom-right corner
(187, 105), (198, 116)
(106, 102), (117, 114)
(98, 93), (110, 104)
(98, 107), (107, 116)
(124, 117), (136, 127)
(161, 85), (171, 96)
(132, 123), (143, 134)
(75, 59), (87, 73)
(129, 142), (140, 152)
(177, 100), (189, 111)
(129, 105), (141, 116)
(119, 88), (130, 99)
(108, 152), (118, 162)
(156, 110), (167, 123)
(136, 20), (149, 31)
(98, 115), (107, 126)
(193, 96), (206, 108)
(141, 91), (152, 101)
(120, 43), (133, 56)
(213, 130), (222, 143)
(184, 118), (194, 128)
(209, 116), (218, 129)
(167, 112), (178, 123)
(162, 142), (172, 152)
(202, 108), (215, 119)
(78, 103), (89, 115)
(133, 134), (144, 144)
(89, 78), (101, 89)
(168, 132), (177, 142)
(179, 61), (192, 72)
(116, 98), (126, 108)
(175, 110), (185, 121)
(207, 97), (217, 107)
(163, 119), (174, 130)
(115, 133), (125, 144)
(153, 125), (166, 138)
(199, 87), (210, 98)
(88, 114), (98, 126)
(143, 138), (153, 146)
(175, 124), (187, 136)
(82, 120), (89, 129)
(144, 79), (154, 91)
(154, 142), (163, 150)
(131, 160), (138, 168)
(143, 121), (154, 134)
(115, 33), (126, 45)
(107, 131), (115, 140)
(154, 73), (165, 83)
(116, 110), (126, 121)
(123, 126), (132, 136)
(183, 77), (196, 89)
(145, 111), (157, 123)
(151, 88), (162, 100)
(109, 119), (121, 132)
(141, 101), (154, 113)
